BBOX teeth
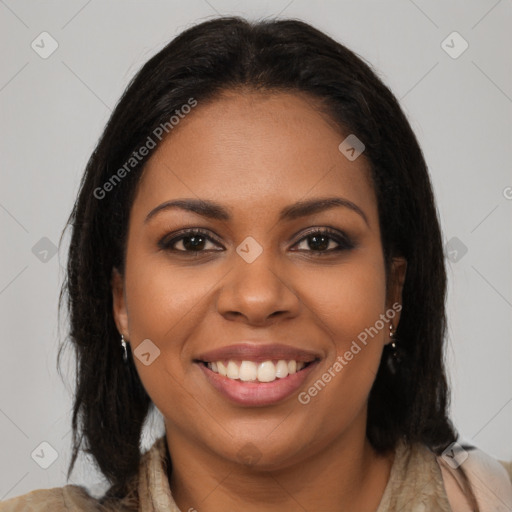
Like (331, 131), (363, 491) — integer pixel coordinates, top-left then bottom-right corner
(206, 359), (308, 383)
(217, 361), (227, 376)
(257, 361), (276, 382)
(226, 361), (239, 379)
(275, 360), (289, 378)
(239, 361), (258, 381)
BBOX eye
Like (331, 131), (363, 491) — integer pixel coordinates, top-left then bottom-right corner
(292, 228), (355, 254)
(159, 229), (223, 253)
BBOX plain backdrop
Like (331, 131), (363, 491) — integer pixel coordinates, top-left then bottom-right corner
(1, 0), (511, 500)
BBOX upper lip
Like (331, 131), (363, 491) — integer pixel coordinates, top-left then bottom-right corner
(195, 343), (321, 363)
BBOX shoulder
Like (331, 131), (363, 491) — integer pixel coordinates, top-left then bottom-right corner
(437, 444), (512, 512)
(0, 484), (100, 511)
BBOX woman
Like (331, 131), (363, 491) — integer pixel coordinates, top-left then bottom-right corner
(2, 16), (511, 512)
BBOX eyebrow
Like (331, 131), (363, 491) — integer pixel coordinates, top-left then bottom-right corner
(145, 197), (369, 226)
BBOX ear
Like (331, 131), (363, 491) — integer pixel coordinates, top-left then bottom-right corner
(386, 256), (407, 327)
(111, 267), (129, 338)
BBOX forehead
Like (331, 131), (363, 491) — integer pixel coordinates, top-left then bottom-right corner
(133, 91), (376, 225)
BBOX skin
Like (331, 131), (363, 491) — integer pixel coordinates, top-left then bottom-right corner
(112, 90), (407, 512)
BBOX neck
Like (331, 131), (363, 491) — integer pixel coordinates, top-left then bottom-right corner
(165, 415), (395, 512)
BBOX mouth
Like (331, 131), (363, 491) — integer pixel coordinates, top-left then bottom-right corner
(194, 343), (322, 406)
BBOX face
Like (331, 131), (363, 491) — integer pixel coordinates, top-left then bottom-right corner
(112, 91), (406, 470)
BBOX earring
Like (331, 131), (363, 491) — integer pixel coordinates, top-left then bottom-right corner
(120, 334), (128, 363)
(386, 324), (403, 375)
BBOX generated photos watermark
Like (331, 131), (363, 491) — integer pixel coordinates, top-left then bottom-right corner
(298, 302), (402, 405)
(93, 97), (198, 200)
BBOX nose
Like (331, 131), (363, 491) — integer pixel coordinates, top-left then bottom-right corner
(215, 251), (301, 326)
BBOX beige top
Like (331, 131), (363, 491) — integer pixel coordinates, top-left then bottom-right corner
(1, 436), (511, 511)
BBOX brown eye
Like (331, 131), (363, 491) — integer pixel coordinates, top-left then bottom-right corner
(293, 228), (355, 254)
(159, 229), (222, 253)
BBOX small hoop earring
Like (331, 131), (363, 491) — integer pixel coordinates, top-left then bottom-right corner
(120, 334), (128, 363)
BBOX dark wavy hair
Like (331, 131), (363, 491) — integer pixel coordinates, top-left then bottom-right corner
(58, 16), (460, 504)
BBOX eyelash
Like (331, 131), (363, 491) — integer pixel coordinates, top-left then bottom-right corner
(158, 227), (355, 256)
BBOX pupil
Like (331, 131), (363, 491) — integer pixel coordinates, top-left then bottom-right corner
(309, 234), (329, 251)
(184, 236), (205, 251)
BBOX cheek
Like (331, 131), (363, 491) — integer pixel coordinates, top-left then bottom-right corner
(124, 254), (213, 343)
(305, 250), (388, 347)
(123, 255), (212, 413)
(122, 247), (220, 401)
(297, 250), (388, 401)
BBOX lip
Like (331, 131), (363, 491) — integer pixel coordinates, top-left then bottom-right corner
(197, 359), (320, 406)
(194, 343), (321, 364)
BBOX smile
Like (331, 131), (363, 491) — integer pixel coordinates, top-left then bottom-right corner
(194, 342), (322, 406)
(196, 359), (320, 407)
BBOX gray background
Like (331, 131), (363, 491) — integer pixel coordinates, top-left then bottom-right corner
(1, 0), (511, 500)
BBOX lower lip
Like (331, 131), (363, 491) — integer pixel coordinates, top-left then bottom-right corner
(197, 361), (319, 407)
